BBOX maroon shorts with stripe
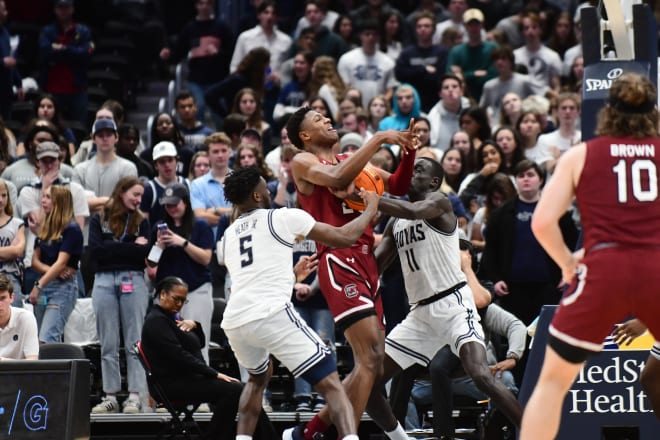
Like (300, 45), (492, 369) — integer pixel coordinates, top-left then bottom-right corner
(550, 246), (660, 353)
(317, 246), (383, 331)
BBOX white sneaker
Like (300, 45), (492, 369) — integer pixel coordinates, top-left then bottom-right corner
(197, 403), (211, 413)
(122, 396), (142, 414)
(91, 397), (119, 414)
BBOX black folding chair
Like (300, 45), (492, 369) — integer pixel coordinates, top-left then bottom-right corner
(133, 341), (202, 439)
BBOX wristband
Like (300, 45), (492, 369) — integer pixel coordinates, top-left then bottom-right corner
(506, 352), (520, 363)
(34, 281), (42, 291)
(182, 240), (189, 249)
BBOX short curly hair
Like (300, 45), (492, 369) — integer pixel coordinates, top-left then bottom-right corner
(286, 106), (312, 150)
(224, 167), (262, 205)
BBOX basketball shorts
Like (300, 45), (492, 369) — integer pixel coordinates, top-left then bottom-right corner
(224, 303), (334, 381)
(385, 285), (485, 370)
(317, 247), (383, 331)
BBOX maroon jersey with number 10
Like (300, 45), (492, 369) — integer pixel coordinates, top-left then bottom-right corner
(576, 136), (660, 251)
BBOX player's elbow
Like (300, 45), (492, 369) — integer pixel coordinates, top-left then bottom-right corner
(531, 212), (553, 239)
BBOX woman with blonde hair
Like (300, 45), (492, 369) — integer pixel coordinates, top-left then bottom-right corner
(309, 55), (347, 119)
(28, 185), (83, 342)
(90, 176), (150, 415)
(0, 179), (26, 307)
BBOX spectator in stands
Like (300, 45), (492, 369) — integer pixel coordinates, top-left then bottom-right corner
(449, 129), (476, 173)
(308, 56), (346, 120)
(89, 176), (150, 415)
(140, 141), (190, 225)
(0, 116), (16, 162)
(72, 119), (138, 213)
(480, 46), (536, 128)
(516, 110), (544, 162)
(141, 276), (277, 439)
(141, 112), (194, 177)
(427, 73), (471, 152)
(4, 121), (72, 193)
(293, 0), (340, 39)
(0, 180), (24, 307)
(308, 96), (335, 127)
(333, 14), (356, 49)
(28, 184), (83, 343)
(174, 91), (214, 152)
(470, 172), (517, 252)
(446, 8), (497, 103)
(432, 0), (470, 45)
(29, 93), (77, 156)
(459, 106), (491, 151)
(188, 150), (210, 180)
(395, 12), (448, 113)
(273, 51), (313, 121)
(280, 27), (317, 86)
(73, 99), (136, 165)
(19, 140), (88, 230)
(233, 144), (275, 182)
(230, 1), (291, 76)
(349, 0), (399, 33)
(378, 84), (421, 132)
(482, 160), (578, 327)
(440, 147), (467, 195)
(494, 125), (525, 176)
(365, 95), (389, 137)
(147, 183), (214, 362)
(546, 12), (576, 60)
(380, 10), (406, 60)
(37, 0), (93, 126)
(222, 113), (247, 152)
(513, 11), (562, 96)
(159, 0), (234, 125)
(205, 47), (270, 119)
(535, 92), (581, 174)
(338, 18), (398, 109)
(499, 91), (523, 129)
(0, 274), (37, 360)
(299, 0), (347, 60)
(116, 124), (154, 180)
(459, 140), (508, 213)
(190, 133), (232, 228)
(230, 88), (272, 152)
(20, 140), (89, 300)
(0, 0), (23, 121)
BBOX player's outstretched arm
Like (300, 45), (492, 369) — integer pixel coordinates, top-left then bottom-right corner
(531, 145), (584, 285)
(292, 120), (418, 191)
(379, 192), (452, 220)
(306, 190), (379, 247)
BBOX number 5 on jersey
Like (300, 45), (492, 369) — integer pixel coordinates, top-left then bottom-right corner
(240, 235), (253, 267)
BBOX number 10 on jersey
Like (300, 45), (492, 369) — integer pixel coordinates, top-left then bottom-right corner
(612, 159), (658, 203)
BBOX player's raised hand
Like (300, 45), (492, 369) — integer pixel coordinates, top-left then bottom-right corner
(380, 118), (419, 152)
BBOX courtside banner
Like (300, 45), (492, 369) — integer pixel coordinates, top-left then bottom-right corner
(520, 306), (657, 439)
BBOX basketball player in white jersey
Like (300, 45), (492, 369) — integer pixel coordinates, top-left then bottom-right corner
(217, 167), (380, 440)
(366, 157), (522, 437)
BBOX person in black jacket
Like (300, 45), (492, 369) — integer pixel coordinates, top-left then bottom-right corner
(482, 160), (578, 327)
(141, 276), (277, 440)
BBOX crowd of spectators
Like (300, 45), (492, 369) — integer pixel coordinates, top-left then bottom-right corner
(0, 0), (617, 433)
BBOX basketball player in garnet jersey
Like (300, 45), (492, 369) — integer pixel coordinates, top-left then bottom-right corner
(521, 73), (660, 439)
(285, 107), (418, 440)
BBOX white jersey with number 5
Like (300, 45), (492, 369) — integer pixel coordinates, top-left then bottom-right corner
(218, 208), (316, 330)
(392, 218), (466, 304)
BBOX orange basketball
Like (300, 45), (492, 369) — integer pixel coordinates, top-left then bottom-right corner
(344, 165), (385, 211)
